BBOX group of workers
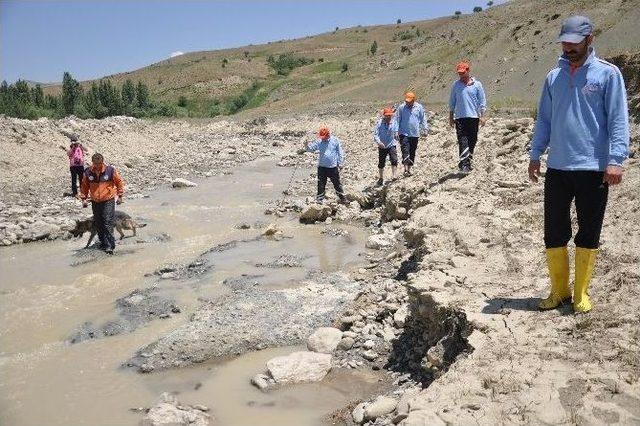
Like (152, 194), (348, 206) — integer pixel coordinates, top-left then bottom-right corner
(304, 15), (629, 314)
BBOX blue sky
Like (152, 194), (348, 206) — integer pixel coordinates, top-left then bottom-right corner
(1, 0), (507, 83)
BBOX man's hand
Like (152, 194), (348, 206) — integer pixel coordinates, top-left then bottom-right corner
(82, 200), (88, 208)
(377, 143), (385, 149)
(479, 117), (486, 127)
(528, 160), (541, 182)
(603, 165), (623, 185)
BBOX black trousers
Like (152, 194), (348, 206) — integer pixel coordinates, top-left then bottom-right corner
(455, 118), (479, 169)
(378, 146), (398, 169)
(317, 166), (345, 201)
(544, 169), (609, 249)
(70, 166), (84, 195)
(399, 135), (419, 166)
(91, 198), (116, 250)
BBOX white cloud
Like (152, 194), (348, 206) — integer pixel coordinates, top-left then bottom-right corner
(169, 51), (184, 58)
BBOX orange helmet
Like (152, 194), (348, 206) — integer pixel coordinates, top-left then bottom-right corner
(456, 61), (470, 73)
(318, 126), (330, 138)
(382, 107), (394, 117)
(404, 91), (416, 102)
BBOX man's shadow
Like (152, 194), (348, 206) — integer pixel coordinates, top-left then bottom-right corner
(483, 297), (574, 315)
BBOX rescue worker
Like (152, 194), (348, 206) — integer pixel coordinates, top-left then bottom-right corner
(529, 15), (629, 313)
(79, 153), (125, 254)
(448, 61), (487, 172)
(304, 127), (346, 203)
(394, 91), (428, 176)
(59, 133), (88, 196)
(374, 107), (399, 185)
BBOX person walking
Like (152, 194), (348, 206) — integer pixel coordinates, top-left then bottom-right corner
(448, 61), (487, 173)
(529, 15), (629, 313)
(374, 107), (399, 185)
(59, 133), (88, 196)
(304, 126), (346, 203)
(394, 91), (428, 176)
(79, 153), (125, 254)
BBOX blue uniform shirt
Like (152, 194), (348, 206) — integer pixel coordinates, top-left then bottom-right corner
(394, 102), (428, 137)
(449, 78), (487, 119)
(373, 119), (397, 148)
(530, 48), (629, 170)
(307, 136), (345, 168)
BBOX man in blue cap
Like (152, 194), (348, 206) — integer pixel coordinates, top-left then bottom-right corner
(529, 16), (629, 313)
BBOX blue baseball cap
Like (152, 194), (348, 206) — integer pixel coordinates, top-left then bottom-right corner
(557, 15), (593, 43)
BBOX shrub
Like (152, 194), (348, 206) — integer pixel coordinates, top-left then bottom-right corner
(473, 6), (483, 13)
(341, 63), (349, 73)
(370, 41), (378, 55)
(267, 53), (314, 76)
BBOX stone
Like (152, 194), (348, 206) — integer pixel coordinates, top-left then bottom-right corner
(171, 178), (198, 188)
(364, 396), (398, 421)
(337, 337), (355, 350)
(262, 223), (280, 237)
(251, 373), (270, 391)
(306, 327), (343, 353)
(393, 304), (409, 328)
(366, 234), (393, 250)
(21, 221), (60, 242)
(362, 349), (378, 361)
(299, 204), (332, 223)
(352, 402), (366, 424)
(141, 392), (210, 426)
(266, 351), (332, 384)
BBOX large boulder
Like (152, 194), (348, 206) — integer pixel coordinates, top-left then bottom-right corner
(21, 221), (60, 242)
(171, 178), (198, 188)
(299, 204), (332, 223)
(306, 327), (343, 353)
(141, 393), (210, 426)
(366, 234), (394, 250)
(266, 351), (332, 384)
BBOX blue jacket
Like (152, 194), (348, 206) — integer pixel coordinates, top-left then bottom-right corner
(449, 78), (487, 119)
(374, 119), (397, 148)
(394, 102), (428, 137)
(307, 136), (345, 168)
(530, 49), (629, 171)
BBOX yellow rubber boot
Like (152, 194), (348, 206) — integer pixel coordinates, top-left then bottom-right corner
(539, 246), (571, 310)
(574, 247), (597, 313)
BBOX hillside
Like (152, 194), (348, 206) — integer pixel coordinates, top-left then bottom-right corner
(44, 0), (640, 116)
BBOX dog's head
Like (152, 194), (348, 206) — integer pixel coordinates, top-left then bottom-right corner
(70, 219), (93, 237)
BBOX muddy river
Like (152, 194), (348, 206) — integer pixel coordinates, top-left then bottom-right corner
(0, 159), (385, 426)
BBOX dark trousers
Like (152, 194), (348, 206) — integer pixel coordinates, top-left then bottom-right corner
(378, 146), (398, 169)
(455, 118), (479, 169)
(399, 135), (419, 166)
(91, 198), (116, 250)
(70, 166), (84, 195)
(317, 166), (345, 202)
(544, 169), (609, 249)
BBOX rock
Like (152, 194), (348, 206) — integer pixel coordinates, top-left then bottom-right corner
(337, 336), (355, 350)
(251, 373), (271, 391)
(352, 402), (366, 424)
(393, 304), (409, 328)
(364, 396), (398, 421)
(171, 178), (198, 188)
(22, 221), (60, 242)
(262, 223), (280, 237)
(362, 349), (378, 361)
(366, 234), (393, 250)
(307, 327), (343, 353)
(141, 392), (210, 426)
(300, 204), (332, 223)
(344, 189), (370, 208)
(266, 351), (332, 384)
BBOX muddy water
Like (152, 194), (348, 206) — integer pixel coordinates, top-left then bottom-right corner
(0, 159), (381, 426)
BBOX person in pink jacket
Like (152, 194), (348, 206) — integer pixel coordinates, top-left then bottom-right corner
(59, 133), (88, 196)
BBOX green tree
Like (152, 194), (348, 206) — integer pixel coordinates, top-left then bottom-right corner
(473, 6), (483, 12)
(31, 85), (44, 107)
(341, 62), (349, 73)
(177, 95), (188, 107)
(121, 79), (136, 105)
(61, 72), (81, 115)
(136, 81), (150, 109)
(487, 1), (494, 6)
(396, 18), (402, 24)
(370, 40), (378, 55)
(454, 10), (462, 18)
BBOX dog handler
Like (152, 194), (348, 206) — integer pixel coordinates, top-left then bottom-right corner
(529, 16), (629, 313)
(79, 153), (125, 254)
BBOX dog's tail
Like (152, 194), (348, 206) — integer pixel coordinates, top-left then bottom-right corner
(137, 223), (148, 228)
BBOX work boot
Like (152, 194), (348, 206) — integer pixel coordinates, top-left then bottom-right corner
(574, 247), (597, 313)
(376, 178), (384, 186)
(539, 246), (571, 310)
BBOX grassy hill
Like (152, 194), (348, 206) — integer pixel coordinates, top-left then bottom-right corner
(44, 0), (640, 117)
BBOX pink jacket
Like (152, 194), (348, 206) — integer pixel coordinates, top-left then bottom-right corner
(68, 143), (86, 167)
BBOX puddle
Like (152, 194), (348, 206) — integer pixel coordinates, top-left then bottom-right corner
(0, 159), (380, 425)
